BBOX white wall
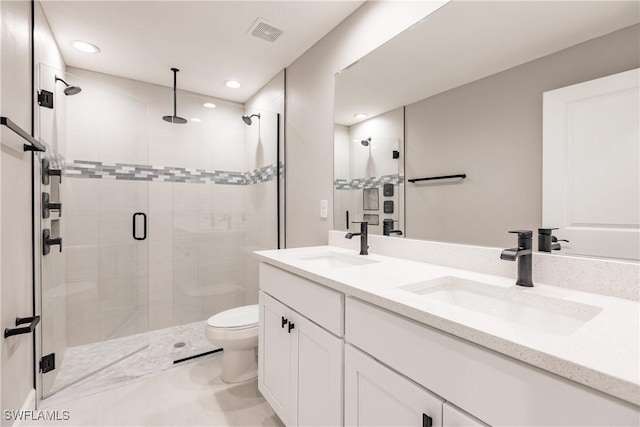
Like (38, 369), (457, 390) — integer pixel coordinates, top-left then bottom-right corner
(0, 0), (34, 419)
(285, 1), (448, 247)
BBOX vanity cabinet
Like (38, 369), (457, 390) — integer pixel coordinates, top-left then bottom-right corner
(258, 263), (344, 427)
(346, 297), (639, 426)
(345, 344), (443, 427)
(258, 261), (639, 427)
(259, 291), (293, 423)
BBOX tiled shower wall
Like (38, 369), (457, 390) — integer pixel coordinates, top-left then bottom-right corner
(61, 67), (278, 349)
(243, 111), (279, 305)
(243, 71), (284, 304)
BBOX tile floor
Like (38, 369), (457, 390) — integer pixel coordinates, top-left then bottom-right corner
(46, 321), (214, 405)
(28, 353), (282, 427)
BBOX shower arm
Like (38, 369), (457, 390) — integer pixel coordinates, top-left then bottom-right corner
(172, 68), (178, 117)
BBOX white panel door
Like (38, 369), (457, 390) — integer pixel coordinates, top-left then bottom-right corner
(258, 291), (291, 425)
(543, 68), (640, 260)
(290, 311), (344, 427)
(345, 344), (443, 427)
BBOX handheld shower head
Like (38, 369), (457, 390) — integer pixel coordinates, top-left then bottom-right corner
(55, 76), (82, 96)
(361, 137), (371, 147)
(242, 113), (261, 125)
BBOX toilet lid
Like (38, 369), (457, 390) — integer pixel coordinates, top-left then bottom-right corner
(207, 304), (259, 329)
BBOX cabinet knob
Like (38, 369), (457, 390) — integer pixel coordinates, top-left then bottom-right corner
(288, 322), (295, 333)
(281, 316), (288, 328)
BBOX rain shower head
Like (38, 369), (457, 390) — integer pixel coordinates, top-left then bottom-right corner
(163, 68), (187, 124)
(55, 76), (82, 96)
(361, 137), (371, 147)
(242, 113), (261, 125)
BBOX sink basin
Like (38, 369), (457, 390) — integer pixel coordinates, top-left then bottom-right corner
(294, 252), (379, 269)
(400, 276), (602, 335)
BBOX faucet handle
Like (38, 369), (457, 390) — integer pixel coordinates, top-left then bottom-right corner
(508, 230), (532, 238)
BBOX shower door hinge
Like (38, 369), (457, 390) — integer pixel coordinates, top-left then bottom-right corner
(40, 353), (55, 373)
(38, 90), (54, 109)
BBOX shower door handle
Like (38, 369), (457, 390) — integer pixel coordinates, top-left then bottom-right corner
(132, 212), (147, 241)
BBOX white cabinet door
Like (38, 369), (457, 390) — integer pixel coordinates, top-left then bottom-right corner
(345, 344), (443, 427)
(290, 311), (344, 427)
(543, 68), (640, 260)
(259, 291), (292, 425)
(443, 403), (488, 427)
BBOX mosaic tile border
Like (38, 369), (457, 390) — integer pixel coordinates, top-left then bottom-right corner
(334, 174), (404, 190)
(65, 160), (284, 186)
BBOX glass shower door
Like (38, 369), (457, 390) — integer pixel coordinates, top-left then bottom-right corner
(170, 102), (280, 361)
(38, 65), (150, 398)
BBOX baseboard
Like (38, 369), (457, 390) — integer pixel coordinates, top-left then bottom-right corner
(12, 389), (36, 427)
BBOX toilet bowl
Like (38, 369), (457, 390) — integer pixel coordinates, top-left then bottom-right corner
(205, 304), (259, 383)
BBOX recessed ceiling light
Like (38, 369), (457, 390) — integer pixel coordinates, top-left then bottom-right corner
(203, 103), (216, 109)
(72, 40), (100, 54)
(191, 118), (201, 122)
(354, 113), (368, 119)
(224, 80), (242, 89)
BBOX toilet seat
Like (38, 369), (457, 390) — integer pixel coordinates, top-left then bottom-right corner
(207, 304), (259, 330)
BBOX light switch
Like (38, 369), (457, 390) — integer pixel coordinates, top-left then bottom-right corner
(320, 200), (328, 219)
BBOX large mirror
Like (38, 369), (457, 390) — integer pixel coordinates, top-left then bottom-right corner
(334, 0), (640, 261)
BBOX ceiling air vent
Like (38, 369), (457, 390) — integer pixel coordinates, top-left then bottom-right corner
(248, 18), (283, 43)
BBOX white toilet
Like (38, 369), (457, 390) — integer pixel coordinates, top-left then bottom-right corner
(205, 304), (259, 383)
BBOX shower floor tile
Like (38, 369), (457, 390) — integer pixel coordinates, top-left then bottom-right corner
(44, 321), (217, 407)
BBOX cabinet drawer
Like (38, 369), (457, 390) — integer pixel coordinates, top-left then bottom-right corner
(346, 297), (639, 426)
(443, 403), (488, 427)
(260, 263), (344, 336)
(345, 344), (443, 427)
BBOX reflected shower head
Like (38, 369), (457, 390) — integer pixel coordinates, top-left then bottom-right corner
(361, 137), (371, 147)
(55, 76), (82, 96)
(242, 113), (261, 125)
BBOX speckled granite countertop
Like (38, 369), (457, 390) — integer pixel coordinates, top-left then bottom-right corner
(255, 246), (640, 406)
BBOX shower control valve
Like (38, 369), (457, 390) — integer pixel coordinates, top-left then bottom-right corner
(43, 229), (62, 255)
(42, 193), (62, 218)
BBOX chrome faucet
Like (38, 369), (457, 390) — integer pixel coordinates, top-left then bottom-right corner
(383, 219), (403, 236)
(345, 221), (369, 255)
(500, 230), (533, 287)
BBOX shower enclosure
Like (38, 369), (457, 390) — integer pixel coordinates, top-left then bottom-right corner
(36, 64), (280, 400)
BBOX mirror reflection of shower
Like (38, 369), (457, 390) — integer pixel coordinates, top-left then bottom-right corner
(242, 113), (261, 125)
(54, 75), (81, 96)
